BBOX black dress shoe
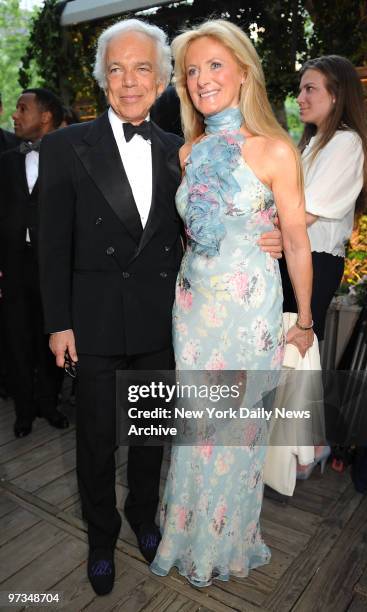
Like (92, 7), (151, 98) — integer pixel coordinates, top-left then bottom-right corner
(14, 418), (33, 438)
(44, 410), (69, 429)
(134, 523), (161, 563)
(88, 548), (115, 596)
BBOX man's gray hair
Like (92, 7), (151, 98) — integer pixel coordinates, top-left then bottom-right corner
(93, 19), (172, 90)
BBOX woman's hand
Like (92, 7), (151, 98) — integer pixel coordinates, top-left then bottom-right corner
(286, 324), (314, 358)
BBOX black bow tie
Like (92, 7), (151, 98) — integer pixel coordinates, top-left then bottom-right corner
(19, 140), (41, 154)
(123, 121), (151, 143)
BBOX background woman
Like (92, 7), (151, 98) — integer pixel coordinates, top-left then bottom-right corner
(280, 55), (366, 342)
(151, 19), (313, 587)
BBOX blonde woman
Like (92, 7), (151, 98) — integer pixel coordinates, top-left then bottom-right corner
(151, 20), (313, 587)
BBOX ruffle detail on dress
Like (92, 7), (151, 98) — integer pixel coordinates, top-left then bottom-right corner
(184, 108), (245, 258)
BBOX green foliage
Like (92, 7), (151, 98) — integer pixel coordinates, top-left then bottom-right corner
(20, 0), (104, 110)
(285, 96), (303, 143)
(0, 0), (41, 129)
(19, 0), (367, 118)
(145, 0), (309, 105)
(306, 0), (367, 65)
(20, 0), (311, 115)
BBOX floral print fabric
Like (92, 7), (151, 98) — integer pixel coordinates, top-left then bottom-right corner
(151, 108), (284, 587)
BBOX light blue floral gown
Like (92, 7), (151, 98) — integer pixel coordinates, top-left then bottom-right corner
(151, 108), (285, 587)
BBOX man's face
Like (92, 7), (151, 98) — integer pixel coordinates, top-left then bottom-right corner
(12, 93), (46, 141)
(105, 31), (164, 125)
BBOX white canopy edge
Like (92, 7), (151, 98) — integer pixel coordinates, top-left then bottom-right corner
(60, 0), (171, 26)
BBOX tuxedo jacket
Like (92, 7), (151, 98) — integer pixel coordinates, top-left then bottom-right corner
(38, 111), (183, 356)
(0, 128), (19, 155)
(0, 146), (39, 299)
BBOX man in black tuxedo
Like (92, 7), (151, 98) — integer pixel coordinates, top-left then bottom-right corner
(0, 93), (20, 399)
(0, 127), (18, 153)
(38, 19), (282, 596)
(0, 88), (69, 437)
(0, 93), (20, 154)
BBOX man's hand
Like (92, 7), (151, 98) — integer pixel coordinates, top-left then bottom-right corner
(258, 217), (283, 259)
(49, 329), (78, 368)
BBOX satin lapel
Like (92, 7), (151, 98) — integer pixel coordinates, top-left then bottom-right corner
(30, 179), (39, 201)
(134, 123), (181, 259)
(134, 123), (165, 256)
(73, 113), (143, 245)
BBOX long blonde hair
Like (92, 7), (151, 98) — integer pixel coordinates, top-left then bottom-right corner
(172, 20), (296, 150)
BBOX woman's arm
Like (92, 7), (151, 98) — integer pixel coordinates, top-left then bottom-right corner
(304, 131), (364, 220)
(306, 212), (318, 226)
(269, 140), (314, 355)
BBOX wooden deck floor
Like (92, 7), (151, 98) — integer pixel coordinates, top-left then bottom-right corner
(0, 396), (366, 612)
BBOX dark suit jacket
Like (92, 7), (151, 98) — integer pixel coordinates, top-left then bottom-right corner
(0, 128), (19, 155)
(0, 147), (39, 299)
(38, 111), (183, 356)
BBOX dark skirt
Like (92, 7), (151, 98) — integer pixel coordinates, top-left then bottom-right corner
(279, 251), (345, 341)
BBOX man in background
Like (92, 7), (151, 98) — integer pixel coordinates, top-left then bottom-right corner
(0, 92), (20, 399)
(0, 88), (69, 438)
(0, 93), (19, 154)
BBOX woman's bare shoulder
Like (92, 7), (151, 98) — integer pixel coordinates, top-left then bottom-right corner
(265, 137), (297, 164)
(179, 135), (204, 168)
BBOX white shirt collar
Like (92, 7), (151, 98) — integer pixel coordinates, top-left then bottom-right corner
(108, 106), (150, 139)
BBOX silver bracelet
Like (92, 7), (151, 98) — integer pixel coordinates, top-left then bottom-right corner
(296, 318), (314, 331)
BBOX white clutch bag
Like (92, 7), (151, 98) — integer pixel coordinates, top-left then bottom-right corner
(263, 312), (322, 496)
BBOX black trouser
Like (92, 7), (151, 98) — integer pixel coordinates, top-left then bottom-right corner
(279, 251), (345, 341)
(2, 245), (63, 422)
(75, 347), (174, 550)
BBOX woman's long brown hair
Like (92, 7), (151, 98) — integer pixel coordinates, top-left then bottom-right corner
(299, 55), (367, 218)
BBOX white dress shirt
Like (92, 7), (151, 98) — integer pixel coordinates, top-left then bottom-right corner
(25, 149), (39, 242)
(303, 130), (364, 257)
(108, 107), (152, 228)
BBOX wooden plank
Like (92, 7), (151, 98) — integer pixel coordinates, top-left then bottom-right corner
(0, 520), (67, 583)
(289, 485), (335, 517)
(261, 497), (322, 536)
(2, 429), (76, 480)
(348, 593), (367, 612)
(141, 588), (214, 611)
(0, 424), (74, 465)
(145, 572), (253, 612)
(208, 568), (277, 608)
(0, 490), (18, 518)
(0, 414), (50, 447)
(256, 547), (294, 581)
(0, 533), (86, 595)
(0, 504), (40, 546)
(263, 483), (363, 611)
(292, 495), (367, 612)
(50, 552), (130, 611)
(295, 466), (350, 498)
(354, 565), (367, 597)
(59, 491), (80, 511)
(11, 447), (76, 492)
(261, 518), (310, 556)
(0, 482), (91, 555)
(35, 469), (78, 506)
(0, 482), (242, 612)
(85, 567), (163, 611)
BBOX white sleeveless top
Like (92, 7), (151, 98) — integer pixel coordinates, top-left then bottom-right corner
(302, 130), (364, 257)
